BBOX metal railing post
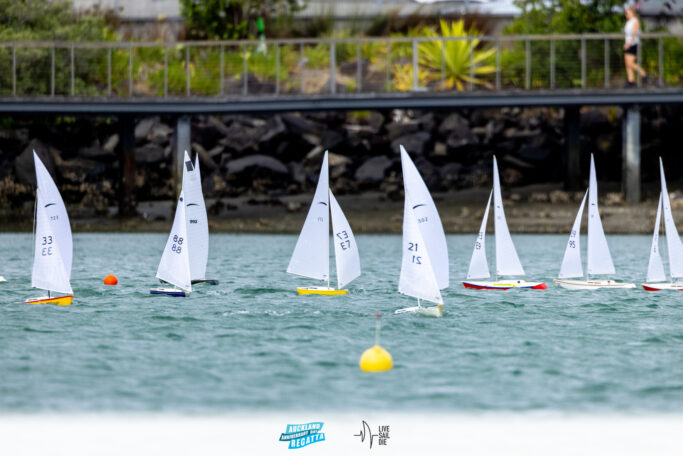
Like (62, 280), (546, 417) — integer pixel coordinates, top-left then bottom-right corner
(637, 43), (642, 87)
(469, 37), (475, 91)
(11, 44), (16, 96)
(580, 37), (586, 89)
(386, 42), (391, 92)
(107, 46), (111, 96)
(412, 39), (418, 91)
(330, 41), (336, 94)
(243, 42), (248, 95)
(51, 45), (56, 97)
(550, 39), (555, 89)
(356, 40), (362, 93)
(185, 45), (191, 96)
(658, 37), (663, 86)
(70, 43), (75, 96)
(163, 45), (168, 97)
(128, 44), (133, 96)
(440, 39), (445, 89)
(495, 39), (501, 90)
(219, 44), (224, 96)
(275, 43), (280, 95)
(525, 39), (530, 89)
(604, 38), (610, 88)
(299, 43), (304, 94)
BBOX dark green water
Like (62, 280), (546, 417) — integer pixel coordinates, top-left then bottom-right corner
(1, 233), (683, 413)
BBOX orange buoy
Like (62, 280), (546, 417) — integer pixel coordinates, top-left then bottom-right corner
(103, 274), (118, 285)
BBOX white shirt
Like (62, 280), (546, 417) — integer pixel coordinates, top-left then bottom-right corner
(625, 17), (640, 46)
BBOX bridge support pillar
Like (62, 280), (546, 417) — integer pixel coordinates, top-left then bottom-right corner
(622, 106), (641, 204)
(118, 115), (136, 217)
(564, 106), (581, 190)
(174, 115), (191, 199)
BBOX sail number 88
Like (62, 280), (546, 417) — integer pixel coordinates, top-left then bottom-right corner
(172, 235), (184, 254)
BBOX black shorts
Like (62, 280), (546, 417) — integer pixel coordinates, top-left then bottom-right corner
(624, 44), (638, 56)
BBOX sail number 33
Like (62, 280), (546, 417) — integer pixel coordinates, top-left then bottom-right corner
(41, 235), (53, 256)
(171, 235), (184, 254)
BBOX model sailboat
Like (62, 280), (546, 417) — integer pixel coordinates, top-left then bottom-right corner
(463, 156), (546, 290)
(151, 190), (192, 297)
(287, 151), (361, 295)
(26, 151), (74, 305)
(182, 151), (218, 286)
(395, 145), (449, 317)
(642, 158), (683, 291)
(554, 154), (635, 290)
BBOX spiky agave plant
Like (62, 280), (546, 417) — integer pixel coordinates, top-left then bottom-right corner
(418, 19), (496, 91)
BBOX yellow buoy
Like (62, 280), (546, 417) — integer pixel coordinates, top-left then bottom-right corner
(359, 313), (393, 372)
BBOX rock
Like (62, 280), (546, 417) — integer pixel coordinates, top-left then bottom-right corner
(102, 134), (119, 153)
(135, 144), (165, 164)
(135, 117), (158, 143)
(15, 139), (58, 186)
(502, 167), (524, 186)
(258, 115), (287, 145)
(433, 142), (447, 156)
(391, 131), (431, 155)
(147, 122), (173, 144)
(207, 116), (232, 136)
(225, 154), (288, 175)
(328, 152), (352, 168)
(191, 142), (218, 172)
(286, 201), (302, 213)
(78, 144), (116, 161)
(218, 122), (261, 155)
(385, 120), (420, 141)
(281, 114), (321, 136)
(366, 111), (384, 134)
(529, 192), (549, 203)
(580, 108), (610, 133)
(321, 130), (344, 150)
(549, 190), (571, 204)
(56, 158), (107, 184)
(604, 192), (624, 206)
(355, 156), (392, 183)
(288, 162), (307, 185)
(439, 162), (462, 182)
(438, 113), (469, 137)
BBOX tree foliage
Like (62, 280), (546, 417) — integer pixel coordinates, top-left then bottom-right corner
(180, 0), (303, 40)
(0, 0), (114, 41)
(505, 0), (626, 35)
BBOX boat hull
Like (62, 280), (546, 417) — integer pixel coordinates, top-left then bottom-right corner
(395, 304), (443, 317)
(24, 295), (73, 306)
(296, 286), (348, 296)
(641, 282), (683, 291)
(191, 279), (219, 285)
(554, 279), (636, 290)
(462, 280), (547, 290)
(150, 287), (190, 297)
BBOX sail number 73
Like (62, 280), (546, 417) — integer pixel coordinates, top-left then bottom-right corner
(336, 230), (351, 250)
(408, 242), (422, 264)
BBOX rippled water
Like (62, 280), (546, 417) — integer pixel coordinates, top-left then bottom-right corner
(1, 233), (683, 413)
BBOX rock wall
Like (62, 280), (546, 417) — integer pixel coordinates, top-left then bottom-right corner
(0, 105), (681, 213)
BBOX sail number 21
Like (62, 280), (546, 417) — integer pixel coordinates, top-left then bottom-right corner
(408, 242), (422, 264)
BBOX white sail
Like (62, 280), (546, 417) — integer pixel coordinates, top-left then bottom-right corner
(287, 151), (330, 282)
(33, 151), (72, 279)
(467, 191), (492, 279)
(659, 159), (683, 279)
(586, 154), (616, 276)
(492, 156), (525, 277)
(398, 193), (443, 305)
(329, 190), (361, 289)
(31, 189), (72, 295)
(156, 191), (192, 292)
(646, 193), (666, 283)
(558, 191), (587, 279)
(182, 151), (209, 281)
(400, 145), (449, 289)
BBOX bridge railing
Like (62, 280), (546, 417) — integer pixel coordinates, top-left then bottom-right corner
(0, 33), (681, 98)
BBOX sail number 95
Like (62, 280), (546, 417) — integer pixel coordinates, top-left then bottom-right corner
(336, 230), (351, 250)
(171, 235), (184, 254)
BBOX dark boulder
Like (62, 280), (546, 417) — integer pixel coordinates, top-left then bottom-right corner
(15, 139), (58, 186)
(354, 156), (392, 183)
(135, 144), (166, 164)
(391, 131), (431, 155)
(225, 154), (289, 176)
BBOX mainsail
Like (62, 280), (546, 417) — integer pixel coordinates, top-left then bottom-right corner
(287, 152), (330, 282)
(659, 158), (683, 280)
(646, 193), (666, 283)
(558, 191), (587, 279)
(182, 151), (209, 281)
(586, 154), (616, 276)
(156, 191), (192, 292)
(492, 156), (525, 277)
